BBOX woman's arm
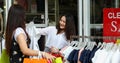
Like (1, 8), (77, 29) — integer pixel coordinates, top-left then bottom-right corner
(26, 24), (50, 36)
(16, 33), (55, 60)
(36, 26), (51, 35)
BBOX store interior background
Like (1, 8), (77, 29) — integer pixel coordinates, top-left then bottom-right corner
(0, 0), (120, 54)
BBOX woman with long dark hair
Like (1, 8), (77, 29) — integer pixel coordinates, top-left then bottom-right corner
(5, 4), (55, 63)
(37, 14), (76, 53)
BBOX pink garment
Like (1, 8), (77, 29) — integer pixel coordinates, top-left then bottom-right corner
(78, 48), (84, 63)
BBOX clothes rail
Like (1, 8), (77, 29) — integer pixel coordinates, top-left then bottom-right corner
(70, 36), (120, 42)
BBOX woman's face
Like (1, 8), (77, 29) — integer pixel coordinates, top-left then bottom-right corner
(59, 16), (66, 30)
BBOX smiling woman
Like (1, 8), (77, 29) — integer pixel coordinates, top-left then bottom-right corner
(33, 14), (76, 53)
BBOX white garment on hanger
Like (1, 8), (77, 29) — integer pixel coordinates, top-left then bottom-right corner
(92, 49), (108, 63)
(111, 48), (120, 63)
(26, 22), (41, 58)
(104, 50), (114, 63)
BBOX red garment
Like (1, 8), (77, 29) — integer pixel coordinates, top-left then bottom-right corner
(49, 52), (64, 60)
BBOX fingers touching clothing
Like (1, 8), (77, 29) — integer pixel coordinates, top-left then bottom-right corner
(50, 46), (59, 53)
(41, 52), (56, 62)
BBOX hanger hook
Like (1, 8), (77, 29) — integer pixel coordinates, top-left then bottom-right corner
(32, 16), (37, 21)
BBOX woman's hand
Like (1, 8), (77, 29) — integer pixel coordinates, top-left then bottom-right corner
(41, 52), (56, 61)
(50, 46), (59, 53)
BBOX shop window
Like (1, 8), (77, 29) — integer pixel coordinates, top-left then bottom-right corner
(90, 0), (119, 24)
(90, 0), (119, 37)
(24, 0), (45, 27)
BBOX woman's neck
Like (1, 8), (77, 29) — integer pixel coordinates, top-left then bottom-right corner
(57, 30), (64, 34)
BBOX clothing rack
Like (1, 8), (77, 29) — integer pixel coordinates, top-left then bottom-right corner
(70, 36), (120, 42)
(68, 36), (120, 63)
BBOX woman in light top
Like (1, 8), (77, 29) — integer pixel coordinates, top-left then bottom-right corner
(38, 14), (76, 53)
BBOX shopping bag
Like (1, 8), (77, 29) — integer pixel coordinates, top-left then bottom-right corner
(23, 58), (31, 63)
(23, 58), (48, 63)
(0, 49), (10, 63)
(52, 57), (63, 63)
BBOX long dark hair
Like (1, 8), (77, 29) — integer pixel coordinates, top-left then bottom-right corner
(56, 14), (76, 40)
(5, 4), (30, 55)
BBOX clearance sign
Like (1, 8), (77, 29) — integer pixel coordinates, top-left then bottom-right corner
(103, 8), (120, 43)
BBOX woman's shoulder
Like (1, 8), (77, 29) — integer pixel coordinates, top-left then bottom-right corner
(15, 27), (26, 36)
(14, 27), (26, 41)
(15, 27), (24, 32)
